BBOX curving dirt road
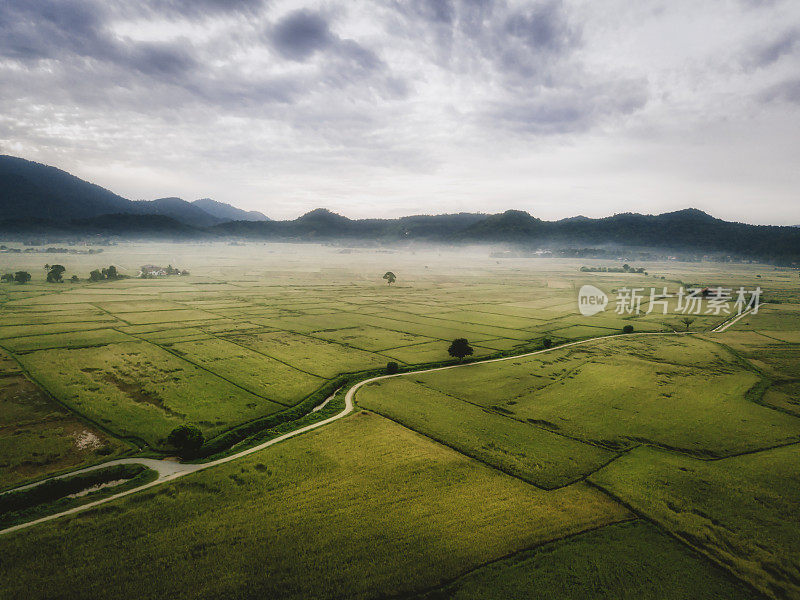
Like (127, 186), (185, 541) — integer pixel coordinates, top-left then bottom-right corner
(0, 310), (750, 536)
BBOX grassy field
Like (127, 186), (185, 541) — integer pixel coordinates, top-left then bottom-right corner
(589, 445), (800, 599)
(368, 336), (800, 457)
(16, 341), (287, 448)
(417, 520), (759, 600)
(0, 244), (695, 457)
(0, 349), (129, 489)
(0, 413), (630, 600)
(2, 243), (800, 598)
(357, 377), (615, 488)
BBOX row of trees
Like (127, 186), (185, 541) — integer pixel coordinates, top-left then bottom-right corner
(1, 264), (124, 284)
(90, 266), (120, 281)
(1, 271), (32, 284)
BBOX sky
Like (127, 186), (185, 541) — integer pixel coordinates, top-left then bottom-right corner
(0, 0), (798, 224)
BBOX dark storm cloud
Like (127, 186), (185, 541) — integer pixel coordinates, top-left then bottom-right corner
(483, 78), (648, 135)
(0, 0), (201, 85)
(760, 78), (800, 103)
(268, 8), (383, 76)
(135, 0), (266, 19)
(270, 9), (333, 60)
(502, 2), (578, 54)
(402, 0), (456, 25)
(0, 0), (112, 61)
(742, 27), (799, 70)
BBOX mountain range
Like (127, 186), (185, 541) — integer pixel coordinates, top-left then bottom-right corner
(1, 155), (799, 263)
(0, 155), (269, 227)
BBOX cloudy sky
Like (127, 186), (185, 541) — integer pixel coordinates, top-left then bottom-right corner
(1, 0), (798, 223)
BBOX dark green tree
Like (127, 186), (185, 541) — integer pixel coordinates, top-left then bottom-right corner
(448, 338), (474, 360)
(89, 269), (104, 282)
(623, 324), (634, 334)
(383, 271), (396, 285)
(1, 273), (13, 283)
(167, 424), (204, 455)
(385, 361), (399, 374)
(542, 337), (553, 349)
(46, 264), (66, 283)
(70, 275), (79, 282)
(680, 317), (695, 330)
(14, 271), (31, 284)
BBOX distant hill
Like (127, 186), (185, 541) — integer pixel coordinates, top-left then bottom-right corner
(0, 155), (133, 220)
(2, 155), (800, 262)
(193, 198), (269, 222)
(133, 197), (224, 228)
(210, 207), (800, 262)
(0, 155), (265, 228)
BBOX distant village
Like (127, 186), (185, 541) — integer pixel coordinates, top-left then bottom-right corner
(139, 265), (190, 278)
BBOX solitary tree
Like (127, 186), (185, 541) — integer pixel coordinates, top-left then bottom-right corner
(167, 424), (204, 455)
(448, 338), (474, 361)
(14, 271), (31, 284)
(680, 316), (695, 330)
(46, 264), (66, 283)
(385, 361), (399, 375)
(383, 271), (396, 285)
(70, 275), (79, 282)
(622, 324), (634, 334)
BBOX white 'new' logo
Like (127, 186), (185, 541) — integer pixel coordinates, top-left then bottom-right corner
(578, 285), (608, 316)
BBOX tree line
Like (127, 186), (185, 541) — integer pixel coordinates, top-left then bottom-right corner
(1, 264), (127, 284)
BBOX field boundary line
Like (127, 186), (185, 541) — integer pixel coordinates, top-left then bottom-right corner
(0, 329), (707, 537)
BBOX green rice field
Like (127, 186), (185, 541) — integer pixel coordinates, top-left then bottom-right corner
(0, 242), (799, 599)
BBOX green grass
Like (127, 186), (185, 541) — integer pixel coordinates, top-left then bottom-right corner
(417, 520), (759, 600)
(166, 337), (325, 405)
(222, 330), (388, 378)
(357, 377), (615, 488)
(0, 413), (630, 600)
(309, 324), (436, 352)
(0, 350), (129, 489)
(589, 445), (800, 599)
(3, 328), (132, 352)
(762, 381), (800, 417)
(408, 336), (800, 455)
(16, 341), (286, 448)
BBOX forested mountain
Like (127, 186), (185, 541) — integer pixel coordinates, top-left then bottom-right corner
(193, 198), (269, 222)
(2, 155), (800, 262)
(0, 155), (268, 227)
(0, 155), (133, 220)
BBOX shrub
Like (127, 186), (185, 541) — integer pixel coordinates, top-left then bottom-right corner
(542, 338), (553, 349)
(385, 361), (399, 375)
(167, 424), (205, 455)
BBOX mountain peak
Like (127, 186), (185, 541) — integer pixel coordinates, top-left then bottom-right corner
(297, 208), (350, 222)
(192, 198), (269, 222)
(658, 208), (716, 221)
